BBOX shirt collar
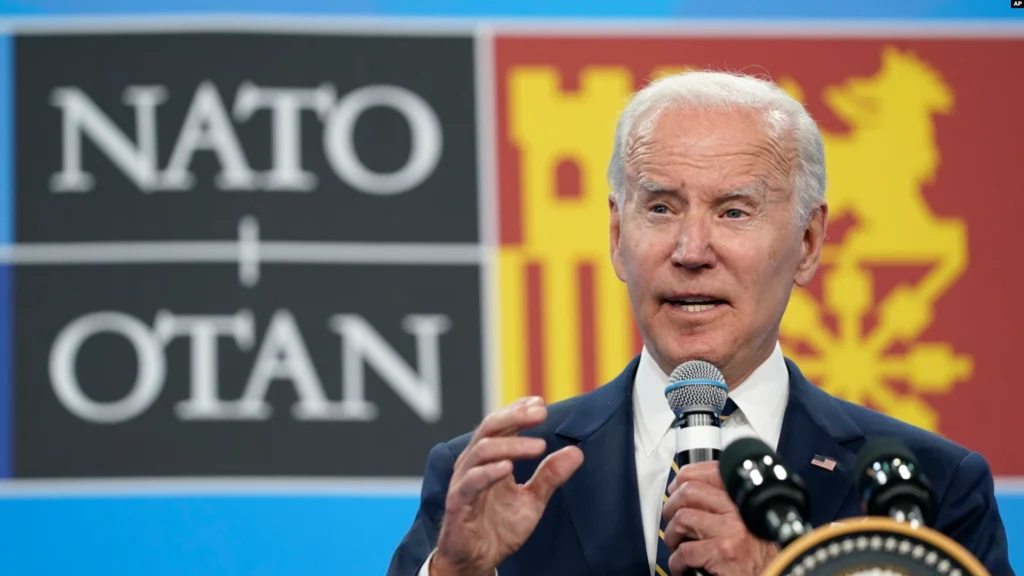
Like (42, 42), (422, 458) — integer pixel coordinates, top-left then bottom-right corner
(632, 341), (790, 456)
(728, 341), (790, 451)
(632, 346), (675, 457)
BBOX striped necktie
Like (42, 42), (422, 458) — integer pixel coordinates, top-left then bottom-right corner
(654, 398), (737, 576)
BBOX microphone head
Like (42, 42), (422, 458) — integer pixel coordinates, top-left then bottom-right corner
(719, 437), (810, 543)
(855, 438), (937, 526)
(720, 437), (776, 496)
(665, 360), (728, 417)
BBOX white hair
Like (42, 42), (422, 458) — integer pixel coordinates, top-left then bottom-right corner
(607, 70), (826, 226)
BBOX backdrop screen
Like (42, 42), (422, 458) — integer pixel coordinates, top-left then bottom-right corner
(0, 2), (1021, 574)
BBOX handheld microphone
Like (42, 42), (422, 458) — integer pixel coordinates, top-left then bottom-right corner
(664, 361), (728, 576)
(855, 438), (937, 528)
(664, 360), (729, 465)
(719, 437), (812, 548)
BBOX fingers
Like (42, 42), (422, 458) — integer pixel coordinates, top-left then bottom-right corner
(669, 461), (724, 491)
(668, 537), (752, 575)
(456, 396), (550, 475)
(453, 459), (514, 509)
(663, 508), (721, 550)
(447, 397), (553, 512)
(468, 397), (548, 450)
(525, 446), (584, 504)
(663, 479), (737, 522)
(668, 540), (716, 576)
(459, 436), (547, 472)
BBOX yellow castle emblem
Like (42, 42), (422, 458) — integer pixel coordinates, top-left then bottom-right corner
(499, 47), (971, 433)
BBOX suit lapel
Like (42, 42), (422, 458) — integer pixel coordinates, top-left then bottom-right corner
(776, 358), (865, 527)
(554, 357), (650, 575)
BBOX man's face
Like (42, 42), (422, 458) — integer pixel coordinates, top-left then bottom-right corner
(610, 105), (827, 387)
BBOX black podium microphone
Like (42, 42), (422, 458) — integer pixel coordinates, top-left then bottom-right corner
(720, 437), (813, 548)
(855, 438), (937, 528)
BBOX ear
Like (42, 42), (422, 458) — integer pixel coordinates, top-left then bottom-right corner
(609, 194), (627, 282)
(794, 201), (828, 287)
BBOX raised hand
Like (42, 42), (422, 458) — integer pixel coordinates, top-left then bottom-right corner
(430, 396), (585, 576)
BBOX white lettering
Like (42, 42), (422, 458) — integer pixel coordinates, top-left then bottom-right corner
(237, 310), (330, 419)
(233, 82), (335, 191)
(328, 313), (450, 423)
(49, 311), (166, 423)
(323, 85), (443, 195)
(153, 310), (256, 420)
(50, 82), (444, 195)
(47, 310), (450, 424)
(50, 86), (167, 192)
(159, 81), (256, 191)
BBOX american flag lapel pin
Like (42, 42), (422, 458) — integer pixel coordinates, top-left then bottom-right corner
(811, 455), (837, 472)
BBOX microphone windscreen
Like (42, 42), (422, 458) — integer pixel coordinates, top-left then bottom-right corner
(669, 360), (726, 385)
(854, 438), (918, 491)
(665, 360), (728, 416)
(719, 436), (775, 495)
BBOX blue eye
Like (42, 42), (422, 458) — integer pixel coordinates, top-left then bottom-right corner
(651, 205), (669, 214)
(724, 209), (745, 219)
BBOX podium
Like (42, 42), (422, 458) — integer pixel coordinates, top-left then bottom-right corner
(762, 517), (990, 576)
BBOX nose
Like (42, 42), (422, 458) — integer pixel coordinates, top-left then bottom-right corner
(670, 214), (717, 270)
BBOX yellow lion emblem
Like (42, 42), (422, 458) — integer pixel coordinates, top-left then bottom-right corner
(779, 47), (971, 432)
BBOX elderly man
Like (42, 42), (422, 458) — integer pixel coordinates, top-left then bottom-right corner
(386, 70), (1013, 576)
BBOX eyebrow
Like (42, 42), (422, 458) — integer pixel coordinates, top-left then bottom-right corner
(634, 179), (768, 202)
(636, 179), (675, 195)
(716, 181), (767, 204)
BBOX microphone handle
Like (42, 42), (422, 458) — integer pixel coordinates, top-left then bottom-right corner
(673, 411), (723, 464)
(671, 411), (723, 576)
(672, 449), (713, 576)
(676, 447), (719, 466)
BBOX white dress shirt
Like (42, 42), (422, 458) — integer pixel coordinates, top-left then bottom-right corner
(419, 341), (790, 576)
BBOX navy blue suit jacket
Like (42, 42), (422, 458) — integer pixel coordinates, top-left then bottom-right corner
(388, 357), (1014, 575)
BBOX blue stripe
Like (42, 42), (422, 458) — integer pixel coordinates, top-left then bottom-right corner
(665, 379), (729, 392)
(0, 494), (419, 576)
(0, 0), (1023, 18)
(0, 493), (1020, 574)
(0, 32), (11, 479)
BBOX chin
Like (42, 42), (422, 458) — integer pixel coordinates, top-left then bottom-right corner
(653, 333), (729, 372)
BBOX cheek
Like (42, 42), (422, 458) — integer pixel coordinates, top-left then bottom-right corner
(725, 239), (787, 295)
(623, 232), (671, 282)
(742, 238), (801, 297)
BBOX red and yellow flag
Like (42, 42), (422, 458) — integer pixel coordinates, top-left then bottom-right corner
(494, 35), (1024, 475)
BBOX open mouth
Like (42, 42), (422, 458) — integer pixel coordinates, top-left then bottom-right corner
(666, 296), (728, 313)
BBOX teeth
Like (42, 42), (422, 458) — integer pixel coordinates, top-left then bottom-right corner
(681, 297), (713, 303)
(676, 303), (716, 312)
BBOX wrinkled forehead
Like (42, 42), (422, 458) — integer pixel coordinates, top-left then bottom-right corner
(623, 105), (798, 199)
